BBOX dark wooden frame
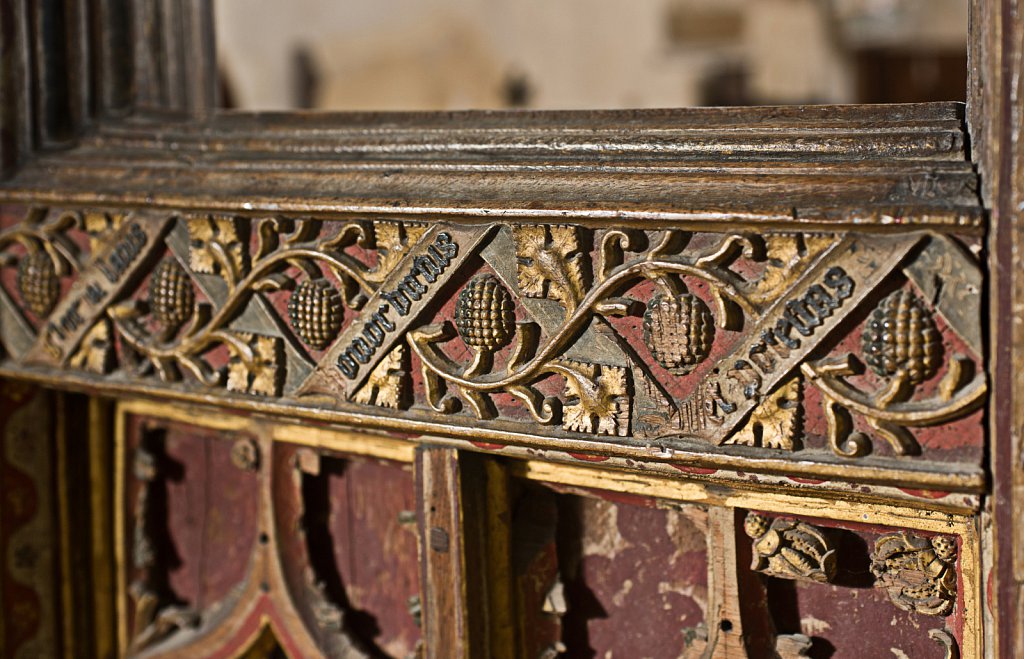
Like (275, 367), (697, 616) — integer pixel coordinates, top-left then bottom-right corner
(0, 0), (1020, 655)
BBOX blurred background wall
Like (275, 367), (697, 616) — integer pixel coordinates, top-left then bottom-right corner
(214, 0), (967, 111)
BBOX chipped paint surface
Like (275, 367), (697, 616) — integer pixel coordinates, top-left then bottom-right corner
(581, 498), (632, 560)
(799, 615), (832, 636)
(559, 493), (708, 657)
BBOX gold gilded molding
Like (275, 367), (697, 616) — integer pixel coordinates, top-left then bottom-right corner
(724, 376), (802, 450)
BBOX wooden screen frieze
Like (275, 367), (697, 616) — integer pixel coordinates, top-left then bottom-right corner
(0, 98), (997, 656)
(0, 202), (986, 495)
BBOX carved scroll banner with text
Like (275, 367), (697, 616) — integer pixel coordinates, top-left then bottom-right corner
(23, 214), (173, 366)
(673, 233), (922, 444)
(299, 224), (494, 399)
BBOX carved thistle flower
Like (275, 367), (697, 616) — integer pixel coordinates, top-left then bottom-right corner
(17, 250), (59, 317)
(455, 274), (515, 352)
(643, 291), (714, 373)
(862, 290), (941, 385)
(149, 259), (194, 335)
(288, 278), (343, 350)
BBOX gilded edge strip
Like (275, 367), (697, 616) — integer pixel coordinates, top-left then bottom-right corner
(22, 371), (982, 496)
(55, 392), (75, 658)
(113, 400), (127, 656)
(89, 397), (116, 659)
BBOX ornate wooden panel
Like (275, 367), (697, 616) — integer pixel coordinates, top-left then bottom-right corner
(0, 103), (991, 658)
(114, 402), (427, 658)
(0, 105), (986, 473)
(100, 400), (982, 658)
(0, 0), (1019, 656)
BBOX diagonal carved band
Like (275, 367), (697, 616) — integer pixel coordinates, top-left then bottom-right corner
(299, 224), (494, 399)
(24, 214), (174, 366)
(675, 233), (924, 443)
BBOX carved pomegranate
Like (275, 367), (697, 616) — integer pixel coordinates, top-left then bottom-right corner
(861, 289), (941, 385)
(643, 291), (714, 373)
(17, 250), (59, 317)
(288, 278), (343, 350)
(455, 274), (515, 351)
(149, 258), (194, 334)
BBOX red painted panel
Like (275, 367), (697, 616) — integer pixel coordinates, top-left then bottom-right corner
(123, 417), (260, 623)
(322, 454), (421, 657)
(517, 486), (709, 658)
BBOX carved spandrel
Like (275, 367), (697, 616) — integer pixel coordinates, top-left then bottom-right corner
(128, 436), (200, 652)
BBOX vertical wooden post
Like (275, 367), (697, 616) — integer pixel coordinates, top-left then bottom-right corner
(415, 448), (512, 659)
(0, 0), (32, 176)
(94, 0), (135, 114)
(968, 0), (1024, 654)
(132, 0), (216, 116)
(88, 397), (116, 659)
(55, 393), (110, 659)
(702, 507), (775, 658)
(480, 459), (516, 659)
(416, 446), (476, 659)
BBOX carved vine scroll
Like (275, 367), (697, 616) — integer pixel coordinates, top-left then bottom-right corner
(0, 208), (986, 469)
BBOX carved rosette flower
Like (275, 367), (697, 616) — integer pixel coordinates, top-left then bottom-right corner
(288, 278), (343, 350)
(455, 274), (515, 352)
(149, 259), (194, 335)
(862, 290), (941, 385)
(643, 291), (714, 373)
(230, 438), (260, 471)
(17, 250), (59, 317)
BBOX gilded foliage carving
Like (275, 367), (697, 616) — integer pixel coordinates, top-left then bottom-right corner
(225, 332), (284, 397)
(352, 345), (408, 409)
(187, 215), (248, 279)
(744, 512), (837, 583)
(870, 532), (958, 617)
(369, 220), (428, 283)
(0, 208), (987, 460)
(724, 377), (802, 450)
(68, 318), (115, 374)
(513, 224), (587, 310)
(558, 360), (631, 437)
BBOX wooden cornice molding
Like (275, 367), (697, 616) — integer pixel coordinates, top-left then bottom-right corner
(1, 102), (980, 231)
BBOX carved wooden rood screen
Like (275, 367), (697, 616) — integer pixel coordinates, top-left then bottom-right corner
(0, 2), (1022, 658)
